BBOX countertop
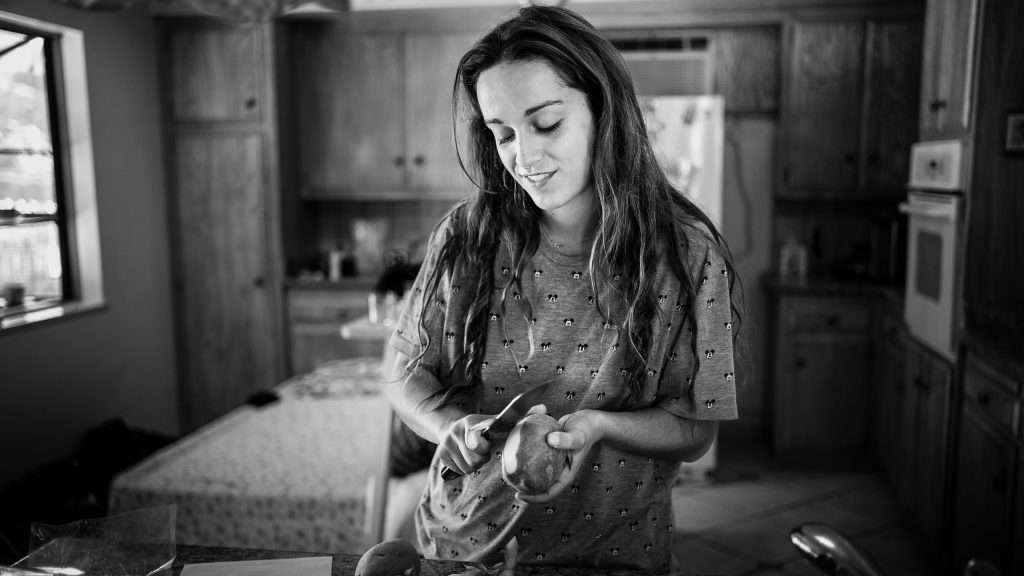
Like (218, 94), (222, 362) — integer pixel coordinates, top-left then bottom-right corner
(761, 273), (904, 305)
(173, 544), (657, 576)
(286, 278), (378, 291)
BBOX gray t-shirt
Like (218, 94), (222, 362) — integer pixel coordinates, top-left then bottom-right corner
(390, 213), (737, 574)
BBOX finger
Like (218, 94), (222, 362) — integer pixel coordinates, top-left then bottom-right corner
(546, 430), (583, 450)
(465, 425), (492, 455)
(525, 403), (548, 416)
(468, 417), (496, 432)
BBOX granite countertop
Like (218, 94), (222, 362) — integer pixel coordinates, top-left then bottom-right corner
(173, 545), (658, 576)
(286, 277), (378, 291)
(761, 272), (904, 303)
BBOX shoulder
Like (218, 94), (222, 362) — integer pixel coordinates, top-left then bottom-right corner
(668, 204), (727, 273)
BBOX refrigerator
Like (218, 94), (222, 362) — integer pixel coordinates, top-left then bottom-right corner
(639, 95), (725, 480)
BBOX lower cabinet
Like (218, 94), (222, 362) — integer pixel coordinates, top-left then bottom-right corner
(873, 300), (907, 487)
(899, 339), (952, 551)
(951, 353), (1020, 574)
(287, 287), (384, 375)
(772, 295), (873, 461)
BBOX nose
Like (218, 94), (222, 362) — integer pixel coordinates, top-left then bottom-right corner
(514, 132), (544, 173)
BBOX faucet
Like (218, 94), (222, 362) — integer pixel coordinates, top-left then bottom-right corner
(790, 523), (1004, 576)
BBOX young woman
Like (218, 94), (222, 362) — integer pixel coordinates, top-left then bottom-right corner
(385, 5), (742, 573)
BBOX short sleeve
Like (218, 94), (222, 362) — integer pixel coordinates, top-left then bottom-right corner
(388, 214), (455, 369)
(658, 229), (738, 421)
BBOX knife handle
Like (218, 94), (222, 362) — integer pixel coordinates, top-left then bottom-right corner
(440, 425), (496, 481)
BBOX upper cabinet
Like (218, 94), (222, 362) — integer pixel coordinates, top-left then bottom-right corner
(292, 26), (476, 200)
(713, 26), (780, 114)
(780, 17), (922, 200)
(169, 26), (265, 122)
(918, 0), (980, 141)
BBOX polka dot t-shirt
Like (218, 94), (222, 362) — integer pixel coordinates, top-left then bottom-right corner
(389, 213), (738, 574)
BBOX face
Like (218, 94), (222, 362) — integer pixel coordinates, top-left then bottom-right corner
(476, 59), (595, 220)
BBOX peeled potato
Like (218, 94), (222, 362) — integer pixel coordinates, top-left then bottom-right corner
(501, 413), (565, 495)
(354, 539), (421, 576)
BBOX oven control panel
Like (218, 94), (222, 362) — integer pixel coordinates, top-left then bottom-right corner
(909, 140), (964, 191)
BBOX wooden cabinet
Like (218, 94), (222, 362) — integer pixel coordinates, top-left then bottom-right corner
(286, 287), (383, 375)
(161, 21), (285, 431)
(771, 294), (873, 461)
(292, 26), (476, 200)
(713, 26), (780, 113)
(918, 0), (980, 141)
(951, 353), (1020, 574)
(899, 339), (952, 550)
(872, 296), (907, 485)
(781, 17), (921, 200)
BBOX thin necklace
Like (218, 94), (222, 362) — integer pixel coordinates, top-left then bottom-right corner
(539, 223), (584, 250)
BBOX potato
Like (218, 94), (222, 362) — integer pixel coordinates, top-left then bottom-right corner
(354, 539), (421, 576)
(501, 413), (565, 495)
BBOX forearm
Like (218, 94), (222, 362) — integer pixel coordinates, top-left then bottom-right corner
(385, 350), (465, 445)
(591, 407), (718, 462)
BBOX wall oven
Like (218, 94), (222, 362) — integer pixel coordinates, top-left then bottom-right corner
(899, 140), (965, 362)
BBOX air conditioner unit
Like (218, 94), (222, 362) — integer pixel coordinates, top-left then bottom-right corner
(606, 31), (714, 96)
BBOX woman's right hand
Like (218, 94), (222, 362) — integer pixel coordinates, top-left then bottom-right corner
(437, 413), (496, 477)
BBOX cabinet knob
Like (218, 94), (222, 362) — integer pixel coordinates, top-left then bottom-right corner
(826, 314), (840, 327)
(868, 154), (880, 166)
(245, 97), (257, 110)
(795, 357), (807, 370)
(413, 155), (425, 166)
(928, 99), (947, 112)
(253, 276), (265, 288)
(993, 475), (1007, 493)
(977, 392), (991, 406)
(393, 156), (405, 167)
(844, 153), (857, 164)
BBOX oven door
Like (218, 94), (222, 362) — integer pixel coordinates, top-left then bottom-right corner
(899, 191), (960, 360)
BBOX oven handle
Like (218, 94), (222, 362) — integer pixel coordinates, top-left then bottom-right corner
(898, 201), (957, 222)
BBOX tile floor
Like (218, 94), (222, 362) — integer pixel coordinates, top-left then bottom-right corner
(671, 441), (939, 576)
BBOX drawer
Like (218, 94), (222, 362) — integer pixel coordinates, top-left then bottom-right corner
(964, 358), (1020, 438)
(784, 297), (871, 333)
(288, 290), (368, 323)
(880, 308), (907, 346)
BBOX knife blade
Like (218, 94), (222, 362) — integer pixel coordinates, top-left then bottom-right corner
(440, 381), (551, 481)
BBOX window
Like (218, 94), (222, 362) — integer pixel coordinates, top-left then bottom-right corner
(0, 12), (103, 329)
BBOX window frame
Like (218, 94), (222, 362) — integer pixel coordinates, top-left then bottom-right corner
(0, 11), (104, 330)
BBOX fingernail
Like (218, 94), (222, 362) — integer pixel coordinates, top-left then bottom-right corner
(548, 432), (560, 448)
(468, 434), (478, 450)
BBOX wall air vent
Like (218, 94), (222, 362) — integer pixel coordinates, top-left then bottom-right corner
(606, 32), (714, 96)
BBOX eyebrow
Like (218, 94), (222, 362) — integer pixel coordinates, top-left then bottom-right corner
(485, 99), (564, 125)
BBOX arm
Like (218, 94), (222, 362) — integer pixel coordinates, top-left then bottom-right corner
(516, 407), (717, 504)
(385, 349), (494, 475)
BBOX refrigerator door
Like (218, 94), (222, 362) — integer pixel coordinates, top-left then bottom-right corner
(638, 95), (725, 230)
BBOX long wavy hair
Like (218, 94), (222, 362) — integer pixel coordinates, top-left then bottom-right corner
(410, 4), (742, 409)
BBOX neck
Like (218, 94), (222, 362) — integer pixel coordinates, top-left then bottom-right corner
(540, 209), (595, 256)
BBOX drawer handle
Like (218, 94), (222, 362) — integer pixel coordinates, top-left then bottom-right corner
(977, 392), (991, 407)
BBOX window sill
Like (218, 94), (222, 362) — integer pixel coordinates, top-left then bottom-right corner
(0, 298), (106, 331)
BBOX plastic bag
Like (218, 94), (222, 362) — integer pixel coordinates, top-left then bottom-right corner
(14, 504), (176, 576)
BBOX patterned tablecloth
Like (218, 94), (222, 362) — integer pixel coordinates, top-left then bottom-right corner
(108, 358), (392, 555)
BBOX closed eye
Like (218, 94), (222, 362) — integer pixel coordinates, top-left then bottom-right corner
(495, 121), (563, 146)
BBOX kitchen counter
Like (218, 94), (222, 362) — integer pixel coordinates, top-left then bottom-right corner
(172, 544), (657, 576)
(286, 277), (378, 291)
(762, 273), (904, 304)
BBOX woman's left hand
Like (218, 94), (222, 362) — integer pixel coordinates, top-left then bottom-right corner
(515, 409), (603, 504)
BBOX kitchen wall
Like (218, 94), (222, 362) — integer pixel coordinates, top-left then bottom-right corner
(0, 0), (178, 489)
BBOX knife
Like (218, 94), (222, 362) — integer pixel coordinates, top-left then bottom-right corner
(440, 381), (551, 481)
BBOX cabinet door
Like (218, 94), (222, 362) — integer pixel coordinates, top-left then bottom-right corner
(913, 352), (951, 550)
(862, 20), (922, 195)
(951, 407), (1014, 574)
(173, 133), (280, 429)
(776, 334), (871, 456)
(168, 25), (263, 122)
(294, 31), (405, 195)
(404, 34), (478, 198)
(714, 26), (780, 113)
(874, 338), (906, 484)
(784, 21), (864, 196)
(919, 0), (980, 140)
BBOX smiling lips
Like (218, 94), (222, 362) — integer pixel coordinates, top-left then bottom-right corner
(519, 170), (556, 185)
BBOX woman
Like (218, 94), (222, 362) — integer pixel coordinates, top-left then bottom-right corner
(386, 5), (742, 573)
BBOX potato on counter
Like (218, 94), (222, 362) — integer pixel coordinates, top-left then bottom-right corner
(354, 539), (421, 576)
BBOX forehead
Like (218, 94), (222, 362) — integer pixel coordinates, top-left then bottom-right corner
(476, 60), (583, 120)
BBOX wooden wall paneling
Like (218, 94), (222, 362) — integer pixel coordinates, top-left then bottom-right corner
(713, 26), (781, 113)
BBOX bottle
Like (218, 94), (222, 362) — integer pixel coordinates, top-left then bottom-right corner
(328, 246), (343, 281)
(779, 236), (808, 280)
